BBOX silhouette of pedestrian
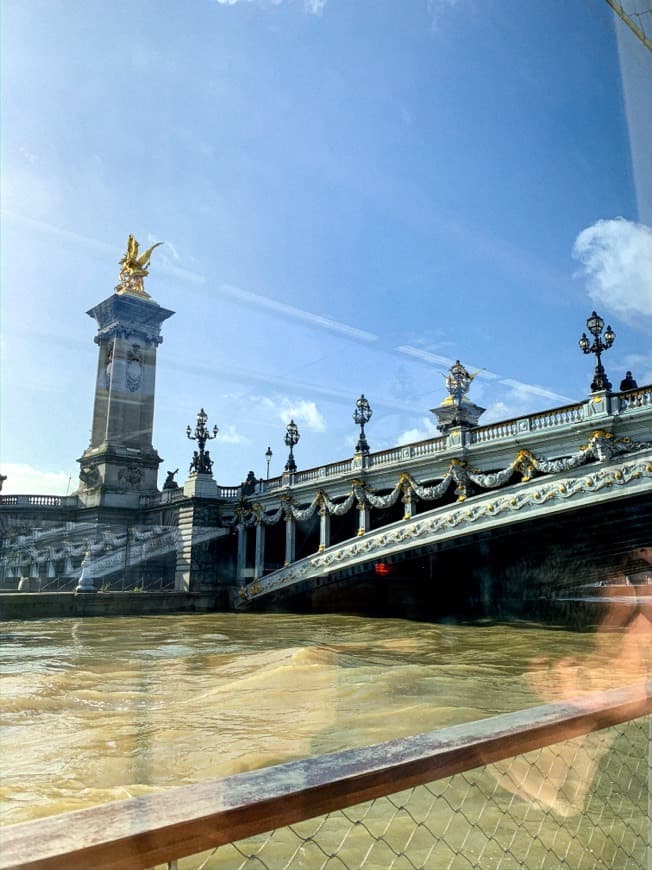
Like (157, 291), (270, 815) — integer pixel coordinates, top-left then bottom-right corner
(619, 371), (638, 391)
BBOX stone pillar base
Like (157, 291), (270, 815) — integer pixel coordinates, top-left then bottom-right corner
(183, 474), (218, 498)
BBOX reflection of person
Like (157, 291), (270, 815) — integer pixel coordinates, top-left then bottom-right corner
(619, 371), (638, 391)
(488, 562), (651, 817)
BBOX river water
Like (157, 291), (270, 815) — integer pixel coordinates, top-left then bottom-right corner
(2, 611), (647, 835)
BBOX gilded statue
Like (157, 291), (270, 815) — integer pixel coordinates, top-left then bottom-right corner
(115, 234), (163, 298)
(443, 360), (477, 405)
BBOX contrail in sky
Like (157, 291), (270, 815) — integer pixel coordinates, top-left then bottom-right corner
(6, 210), (572, 405)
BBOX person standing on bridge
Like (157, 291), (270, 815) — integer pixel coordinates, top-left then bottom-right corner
(619, 371), (638, 391)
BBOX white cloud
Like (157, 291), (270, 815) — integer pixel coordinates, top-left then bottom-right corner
(215, 0), (326, 13)
(397, 416), (440, 445)
(219, 424), (250, 445)
(250, 395), (327, 431)
(305, 0), (326, 13)
(572, 218), (652, 321)
(280, 399), (326, 432)
(621, 353), (652, 387)
(427, 0), (459, 30)
(1, 464), (73, 495)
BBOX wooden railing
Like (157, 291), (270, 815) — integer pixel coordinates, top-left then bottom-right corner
(1, 682), (649, 870)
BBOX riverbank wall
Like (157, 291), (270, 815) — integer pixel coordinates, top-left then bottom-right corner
(0, 591), (224, 620)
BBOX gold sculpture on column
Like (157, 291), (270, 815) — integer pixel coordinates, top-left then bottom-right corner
(115, 234), (163, 298)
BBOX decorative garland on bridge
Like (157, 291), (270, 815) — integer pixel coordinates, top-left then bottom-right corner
(239, 453), (652, 602)
(231, 430), (650, 529)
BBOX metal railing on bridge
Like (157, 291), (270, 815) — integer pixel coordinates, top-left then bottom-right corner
(1, 682), (649, 869)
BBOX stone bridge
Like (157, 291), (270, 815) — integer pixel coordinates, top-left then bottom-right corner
(2, 385), (651, 607)
(236, 447), (652, 608)
(228, 386), (652, 610)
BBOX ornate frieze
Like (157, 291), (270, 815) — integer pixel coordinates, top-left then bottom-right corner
(117, 466), (143, 488)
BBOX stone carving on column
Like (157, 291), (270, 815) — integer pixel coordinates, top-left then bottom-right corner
(117, 466), (143, 488)
(126, 346), (143, 392)
(79, 463), (100, 489)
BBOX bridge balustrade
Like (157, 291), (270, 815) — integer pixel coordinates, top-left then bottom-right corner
(468, 419), (520, 444)
(0, 494), (77, 508)
(529, 403), (586, 430)
(619, 386), (652, 411)
(1, 683), (648, 870)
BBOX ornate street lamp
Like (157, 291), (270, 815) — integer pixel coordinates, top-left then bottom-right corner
(284, 420), (300, 473)
(186, 407), (218, 474)
(353, 393), (373, 454)
(578, 310), (615, 392)
(265, 446), (273, 480)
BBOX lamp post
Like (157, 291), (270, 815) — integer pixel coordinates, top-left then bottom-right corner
(284, 420), (300, 473)
(353, 393), (373, 454)
(265, 446), (273, 480)
(578, 311), (615, 392)
(186, 407), (218, 474)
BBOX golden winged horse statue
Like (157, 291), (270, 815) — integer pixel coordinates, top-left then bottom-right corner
(115, 235), (163, 298)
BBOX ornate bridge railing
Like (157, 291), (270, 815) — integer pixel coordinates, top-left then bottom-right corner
(252, 388), (651, 496)
(1, 683), (649, 869)
(620, 385), (652, 411)
(0, 494), (78, 508)
(238, 447), (652, 605)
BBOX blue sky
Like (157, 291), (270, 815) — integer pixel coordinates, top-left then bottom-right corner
(2, 0), (651, 493)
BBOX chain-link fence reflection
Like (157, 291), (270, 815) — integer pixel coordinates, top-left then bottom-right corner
(162, 717), (649, 870)
(605, 0), (652, 50)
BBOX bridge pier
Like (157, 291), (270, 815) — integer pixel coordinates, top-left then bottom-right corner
(254, 522), (265, 580)
(357, 500), (370, 536)
(284, 515), (296, 566)
(236, 523), (247, 582)
(319, 506), (330, 552)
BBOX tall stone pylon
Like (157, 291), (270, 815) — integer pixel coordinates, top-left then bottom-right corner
(77, 235), (174, 507)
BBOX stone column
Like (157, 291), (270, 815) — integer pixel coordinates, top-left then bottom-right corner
(254, 521), (266, 580)
(79, 292), (174, 508)
(236, 523), (247, 582)
(174, 501), (226, 592)
(357, 500), (370, 536)
(284, 515), (296, 566)
(319, 506), (331, 552)
(174, 504), (196, 591)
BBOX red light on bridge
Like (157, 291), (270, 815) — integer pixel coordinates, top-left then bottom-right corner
(374, 562), (392, 576)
